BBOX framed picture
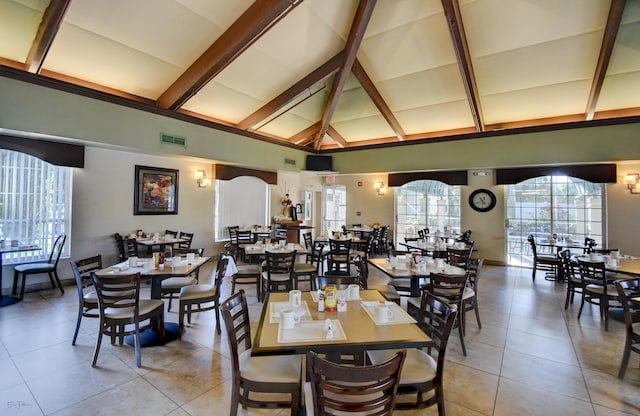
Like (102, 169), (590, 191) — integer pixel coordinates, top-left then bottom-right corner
(134, 165), (179, 215)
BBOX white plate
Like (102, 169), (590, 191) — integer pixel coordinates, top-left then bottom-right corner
(277, 320), (346, 343)
(270, 301), (312, 323)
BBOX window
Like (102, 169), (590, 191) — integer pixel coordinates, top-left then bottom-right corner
(506, 176), (604, 267)
(0, 150), (71, 264)
(214, 176), (269, 241)
(395, 181), (461, 243)
(322, 185), (346, 235)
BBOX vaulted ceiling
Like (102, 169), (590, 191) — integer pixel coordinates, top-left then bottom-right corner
(2, 0), (640, 152)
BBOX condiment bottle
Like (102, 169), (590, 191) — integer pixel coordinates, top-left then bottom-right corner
(317, 287), (325, 312)
(324, 284), (337, 312)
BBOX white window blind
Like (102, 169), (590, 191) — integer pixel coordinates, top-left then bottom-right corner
(214, 176), (269, 241)
(0, 150), (71, 264)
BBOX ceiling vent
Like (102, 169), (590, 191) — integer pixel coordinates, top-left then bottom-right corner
(160, 134), (186, 147)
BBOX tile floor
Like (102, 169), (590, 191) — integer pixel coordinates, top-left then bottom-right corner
(0, 261), (639, 416)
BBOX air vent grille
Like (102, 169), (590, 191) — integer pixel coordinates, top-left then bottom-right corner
(160, 134), (186, 146)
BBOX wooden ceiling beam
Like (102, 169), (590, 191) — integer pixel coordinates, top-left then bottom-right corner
(157, 0), (300, 110)
(441, 0), (484, 132)
(26, 0), (70, 74)
(327, 126), (347, 148)
(314, 0), (377, 149)
(585, 0), (626, 121)
(238, 51), (344, 130)
(288, 122), (321, 146)
(352, 59), (405, 141)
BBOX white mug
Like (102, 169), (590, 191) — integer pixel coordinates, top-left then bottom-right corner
(280, 309), (300, 329)
(375, 303), (393, 323)
(589, 252), (598, 261)
(128, 256), (138, 267)
(435, 258), (445, 270)
(347, 284), (360, 300)
(145, 259), (155, 270)
(186, 253), (195, 264)
(289, 290), (302, 309)
(610, 251), (619, 259)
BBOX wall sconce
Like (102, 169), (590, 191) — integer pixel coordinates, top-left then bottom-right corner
(374, 181), (386, 196)
(623, 173), (640, 194)
(195, 170), (211, 188)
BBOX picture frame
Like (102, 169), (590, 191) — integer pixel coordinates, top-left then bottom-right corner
(134, 165), (179, 215)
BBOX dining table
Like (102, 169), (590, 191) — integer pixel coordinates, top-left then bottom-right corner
(537, 239), (588, 254)
(575, 254), (640, 277)
(251, 289), (432, 364)
(135, 235), (189, 255)
(368, 256), (466, 297)
(0, 245), (42, 307)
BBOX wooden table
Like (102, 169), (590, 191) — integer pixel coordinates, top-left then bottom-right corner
(95, 255), (211, 299)
(368, 257), (466, 297)
(0, 245), (42, 307)
(136, 236), (189, 255)
(252, 290), (432, 363)
(576, 255), (640, 277)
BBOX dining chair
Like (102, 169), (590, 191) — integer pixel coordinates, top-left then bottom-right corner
(90, 271), (165, 368)
(455, 229), (473, 244)
(368, 292), (458, 413)
(122, 236), (139, 259)
(302, 232), (313, 250)
(409, 272), (469, 356)
(577, 259), (618, 331)
(12, 233), (66, 299)
(314, 274), (362, 290)
(178, 256), (228, 335)
(304, 350), (406, 416)
(446, 246), (473, 268)
(527, 234), (560, 281)
(177, 231), (194, 249)
(293, 242), (322, 291)
(462, 258), (484, 332)
(220, 290), (302, 416)
(560, 250), (583, 309)
(223, 243), (261, 298)
(160, 247), (204, 311)
(69, 255), (103, 345)
(614, 278), (640, 379)
(235, 230), (253, 261)
(113, 233), (127, 261)
(164, 229), (178, 239)
(327, 238), (352, 275)
(260, 250), (297, 301)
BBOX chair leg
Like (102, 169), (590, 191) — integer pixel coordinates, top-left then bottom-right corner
(532, 264), (537, 281)
(92, 321), (104, 367)
(473, 301), (482, 329)
(72, 304), (83, 345)
(52, 271), (64, 294)
(215, 300), (221, 335)
(577, 295), (586, 320)
(12, 271), (20, 295)
(618, 339), (631, 379)
(134, 323), (142, 368)
(564, 287), (572, 310)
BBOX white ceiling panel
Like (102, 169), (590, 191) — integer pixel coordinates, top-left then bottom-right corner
(0, 0), (48, 62)
(395, 100), (476, 134)
(482, 81), (592, 124)
(183, 81), (261, 124)
(598, 71), (640, 111)
(365, 0), (442, 38)
(258, 111), (318, 139)
(44, 23), (182, 98)
(333, 115), (396, 142)
(308, 0), (358, 41)
(176, 0), (253, 28)
(606, 20), (640, 75)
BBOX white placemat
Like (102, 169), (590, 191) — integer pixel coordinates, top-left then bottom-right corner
(310, 290), (360, 303)
(277, 319), (346, 343)
(360, 301), (417, 325)
(269, 301), (312, 323)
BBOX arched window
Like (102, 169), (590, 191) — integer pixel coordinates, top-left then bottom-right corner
(0, 150), (71, 263)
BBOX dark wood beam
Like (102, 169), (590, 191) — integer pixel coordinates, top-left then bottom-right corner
(314, 0), (377, 149)
(327, 125), (347, 148)
(156, 0), (300, 110)
(352, 59), (405, 141)
(585, 0), (626, 121)
(288, 122), (321, 146)
(25, 0), (70, 73)
(238, 52), (344, 130)
(441, 0), (484, 132)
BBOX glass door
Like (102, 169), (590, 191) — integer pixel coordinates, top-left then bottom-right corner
(322, 185), (346, 235)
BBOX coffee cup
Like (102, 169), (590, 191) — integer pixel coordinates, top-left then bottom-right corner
(435, 258), (445, 270)
(610, 251), (619, 259)
(375, 303), (393, 323)
(289, 290), (302, 309)
(347, 284), (360, 300)
(186, 253), (195, 264)
(128, 256), (138, 267)
(280, 309), (300, 329)
(589, 252), (598, 261)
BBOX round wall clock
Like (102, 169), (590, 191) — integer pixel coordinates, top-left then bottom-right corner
(469, 189), (497, 212)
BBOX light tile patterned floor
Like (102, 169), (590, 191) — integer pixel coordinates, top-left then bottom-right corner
(0, 260), (639, 415)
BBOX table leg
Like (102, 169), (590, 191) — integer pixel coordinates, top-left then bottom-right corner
(0, 255), (22, 307)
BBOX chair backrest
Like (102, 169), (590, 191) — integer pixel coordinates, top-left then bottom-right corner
(584, 237), (597, 251)
(264, 250), (297, 278)
(178, 232), (194, 248)
(220, 290), (253, 377)
(328, 239), (352, 258)
(466, 257), (484, 291)
(527, 234), (539, 258)
(315, 275), (362, 290)
(447, 246), (472, 268)
(114, 233), (126, 261)
(303, 232), (313, 250)
(173, 247), (204, 257)
(215, 256), (229, 293)
(456, 229), (472, 243)
(70, 255), (103, 301)
(49, 234), (67, 266)
(415, 292), (458, 380)
(165, 229), (178, 238)
(122, 236), (139, 259)
(559, 250), (576, 279)
(417, 229), (425, 239)
(236, 230), (253, 244)
(577, 259), (607, 287)
(427, 272), (468, 307)
(614, 278), (640, 337)
(90, 271), (142, 316)
(306, 350), (405, 416)
(352, 257), (368, 289)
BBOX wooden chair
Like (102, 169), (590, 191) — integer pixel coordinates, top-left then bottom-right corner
(223, 243), (261, 298)
(527, 234), (560, 281)
(178, 256), (228, 335)
(447, 246), (472, 268)
(114, 233), (126, 261)
(304, 350), (406, 416)
(560, 250), (583, 309)
(177, 231), (194, 248)
(577, 259), (618, 331)
(160, 247), (204, 311)
(368, 292), (458, 412)
(12, 233), (66, 299)
(302, 232), (313, 250)
(164, 229), (178, 238)
(90, 271), (165, 368)
(235, 230), (253, 261)
(260, 250), (297, 301)
(315, 274), (363, 290)
(69, 255), (103, 345)
(122, 236), (139, 259)
(614, 278), (640, 379)
(456, 229), (473, 243)
(462, 258), (484, 332)
(220, 290), (301, 416)
(293, 242), (323, 291)
(409, 272), (468, 356)
(327, 238), (352, 275)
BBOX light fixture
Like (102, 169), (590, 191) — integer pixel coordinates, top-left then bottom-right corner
(374, 181), (386, 196)
(195, 169), (211, 188)
(623, 173), (640, 194)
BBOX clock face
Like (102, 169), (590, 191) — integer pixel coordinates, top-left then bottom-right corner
(469, 189), (496, 212)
